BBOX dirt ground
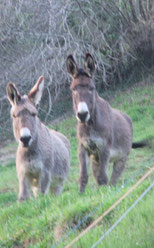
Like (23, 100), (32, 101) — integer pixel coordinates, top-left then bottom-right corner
(0, 141), (16, 166)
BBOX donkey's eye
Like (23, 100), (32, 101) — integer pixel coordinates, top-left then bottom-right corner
(12, 114), (17, 118)
(31, 113), (36, 117)
(89, 87), (93, 92)
(72, 89), (77, 94)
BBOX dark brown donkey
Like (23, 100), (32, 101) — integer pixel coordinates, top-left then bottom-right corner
(67, 53), (146, 192)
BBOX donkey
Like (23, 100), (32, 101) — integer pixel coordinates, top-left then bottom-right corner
(6, 76), (70, 201)
(67, 53), (146, 193)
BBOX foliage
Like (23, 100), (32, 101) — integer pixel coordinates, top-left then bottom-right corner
(0, 0), (154, 141)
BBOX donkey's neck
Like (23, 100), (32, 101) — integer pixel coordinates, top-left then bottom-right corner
(29, 118), (44, 152)
(86, 92), (100, 128)
(87, 93), (105, 130)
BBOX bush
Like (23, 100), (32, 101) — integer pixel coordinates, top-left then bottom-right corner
(0, 0), (153, 141)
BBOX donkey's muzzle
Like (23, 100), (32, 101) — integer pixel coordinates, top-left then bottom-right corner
(20, 136), (31, 147)
(77, 112), (88, 123)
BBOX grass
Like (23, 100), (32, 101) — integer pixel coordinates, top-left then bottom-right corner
(0, 82), (154, 248)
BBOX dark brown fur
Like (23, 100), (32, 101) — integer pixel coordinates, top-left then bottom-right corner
(67, 54), (134, 192)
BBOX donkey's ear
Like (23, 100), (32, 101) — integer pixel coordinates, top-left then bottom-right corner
(66, 55), (78, 78)
(84, 53), (96, 77)
(6, 83), (21, 106)
(28, 76), (44, 106)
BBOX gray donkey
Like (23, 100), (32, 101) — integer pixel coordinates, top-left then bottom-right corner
(7, 76), (70, 201)
(66, 53), (146, 193)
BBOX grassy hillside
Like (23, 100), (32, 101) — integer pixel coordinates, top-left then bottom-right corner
(0, 82), (154, 248)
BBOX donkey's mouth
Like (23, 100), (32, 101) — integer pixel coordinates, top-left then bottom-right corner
(77, 118), (87, 124)
(22, 143), (30, 148)
(77, 117), (92, 125)
(76, 112), (90, 124)
(80, 119), (86, 123)
(20, 137), (33, 148)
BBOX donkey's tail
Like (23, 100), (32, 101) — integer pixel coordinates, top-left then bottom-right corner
(132, 141), (148, 149)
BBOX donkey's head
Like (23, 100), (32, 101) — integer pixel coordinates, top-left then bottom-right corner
(6, 76), (44, 148)
(67, 53), (96, 124)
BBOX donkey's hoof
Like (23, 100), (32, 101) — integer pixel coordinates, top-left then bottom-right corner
(18, 197), (26, 202)
(79, 187), (85, 193)
(18, 195), (30, 202)
(97, 177), (108, 186)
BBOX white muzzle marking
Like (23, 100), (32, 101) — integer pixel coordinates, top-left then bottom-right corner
(20, 127), (31, 137)
(20, 127), (32, 146)
(77, 101), (90, 122)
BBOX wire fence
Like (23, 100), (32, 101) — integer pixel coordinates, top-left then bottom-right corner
(91, 181), (154, 248)
(51, 157), (154, 248)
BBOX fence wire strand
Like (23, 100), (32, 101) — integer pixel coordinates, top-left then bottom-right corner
(91, 181), (154, 248)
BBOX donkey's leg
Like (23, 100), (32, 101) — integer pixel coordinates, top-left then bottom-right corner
(18, 176), (31, 201)
(92, 149), (110, 186)
(110, 157), (127, 185)
(16, 162), (31, 201)
(40, 172), (51, 195)
(32, 186), (39, 197)
(31, 177), (40, 197)
(51, 180), (65, 196)
(78, 144), (89, 193)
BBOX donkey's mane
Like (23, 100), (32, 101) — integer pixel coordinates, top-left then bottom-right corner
(75, 68), (90, 78)
(12, 95), (38, 115)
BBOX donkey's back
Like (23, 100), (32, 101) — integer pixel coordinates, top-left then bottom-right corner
(110, 105), (133, 158)
(51, 129), (70, 156)
(50, 129), (70, 181)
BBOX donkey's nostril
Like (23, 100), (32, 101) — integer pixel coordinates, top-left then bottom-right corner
(77, 112), (88, 122)
(20, 136), (31, 146)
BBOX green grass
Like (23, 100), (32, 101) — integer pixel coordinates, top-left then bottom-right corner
(0, 82), (154, 248)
